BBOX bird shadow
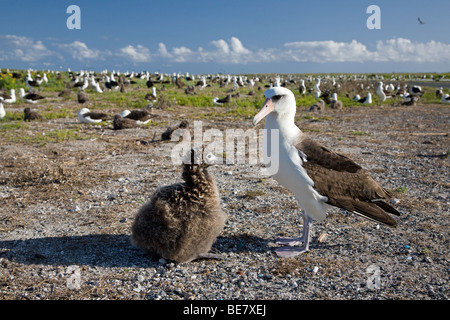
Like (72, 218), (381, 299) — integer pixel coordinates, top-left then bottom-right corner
(0, 233), (271, 268)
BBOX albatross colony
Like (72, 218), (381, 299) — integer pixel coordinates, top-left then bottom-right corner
(252, 87), (401, 258)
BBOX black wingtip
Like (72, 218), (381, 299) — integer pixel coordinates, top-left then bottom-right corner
(372, 200), (402, 216)
(351, 200), (400, 227)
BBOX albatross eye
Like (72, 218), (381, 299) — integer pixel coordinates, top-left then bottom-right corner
(272, 95), (282, 101)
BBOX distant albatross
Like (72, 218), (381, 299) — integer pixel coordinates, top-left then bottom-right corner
(252, 87), (400, 257)
(19, 88), (44, 104)
(0, 89), (16, 104)
(77, 108), (109, 124)
(120, 107), (153, 125)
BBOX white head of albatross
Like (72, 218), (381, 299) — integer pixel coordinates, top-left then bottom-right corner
(253, 87), (400, 258)
(77, 107), (109, 124)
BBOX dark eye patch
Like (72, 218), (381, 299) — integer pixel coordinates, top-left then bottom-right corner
(272, 94), (282, 101)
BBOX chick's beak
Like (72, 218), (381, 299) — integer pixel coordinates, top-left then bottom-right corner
(252, 98), (274, 126)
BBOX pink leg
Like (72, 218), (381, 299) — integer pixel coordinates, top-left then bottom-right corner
(275, 211), (311, 258)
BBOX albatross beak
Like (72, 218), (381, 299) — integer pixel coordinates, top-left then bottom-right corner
(252, 98), (274, 126)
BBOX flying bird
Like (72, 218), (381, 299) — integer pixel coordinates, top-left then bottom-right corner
(252, 87), (400, 257)
(418, 17), (425, 24)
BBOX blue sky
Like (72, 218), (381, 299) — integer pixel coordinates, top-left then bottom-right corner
(1, 0), (450, 74)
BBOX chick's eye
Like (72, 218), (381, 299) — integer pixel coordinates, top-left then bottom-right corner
(272, 95), (282, 101)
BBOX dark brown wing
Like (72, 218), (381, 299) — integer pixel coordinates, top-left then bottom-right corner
(296, 137), (400, 227)
(0, 91), (12, 100)
(26, 93), (44, 100)
(297, 137), (362, 173)
(124, 109), (152, 121)
(85, 112), (109, 120)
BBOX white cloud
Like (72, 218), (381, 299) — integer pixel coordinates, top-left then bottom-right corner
(157, 42), (172, 58)
(229, 37), (250, 55)
(210, 39), (230, 54)
(277, 38), (450, 64)
(59, 41), (101, 60)
(374, 38), (450, 63)
(172, 46), (194, 62)
(2, 34), (450, 69)
(119, 44), (151, 63)
(155, 37), (253, 64)
(203, 37), (252, 63)
(282, 40), (373, 63)
(0, 35), (54, 62)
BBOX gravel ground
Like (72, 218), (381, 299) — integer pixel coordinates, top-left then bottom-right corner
(0, 98), (449, 302)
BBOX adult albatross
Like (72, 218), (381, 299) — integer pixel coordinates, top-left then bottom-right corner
(252, 87), (400, 258)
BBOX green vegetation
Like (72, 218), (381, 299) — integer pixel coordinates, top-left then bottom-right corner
(0, 121), (25, 130)
(245, 190), (266, 198)
(0, 111), (24, 121)
(3, 128), (97, 145)
(1, 68), (449, 148)
(41, 107), (74, 119)
(393, 186), (408, 194)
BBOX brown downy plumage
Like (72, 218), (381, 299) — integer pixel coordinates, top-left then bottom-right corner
(113, 114), (140, 130)
(23, 107), (43, 121)
(161, 120), (189, 141)
(77, 89), (89, 104)
(309, 100), (325, 113)
(131, 149), (226, 263)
